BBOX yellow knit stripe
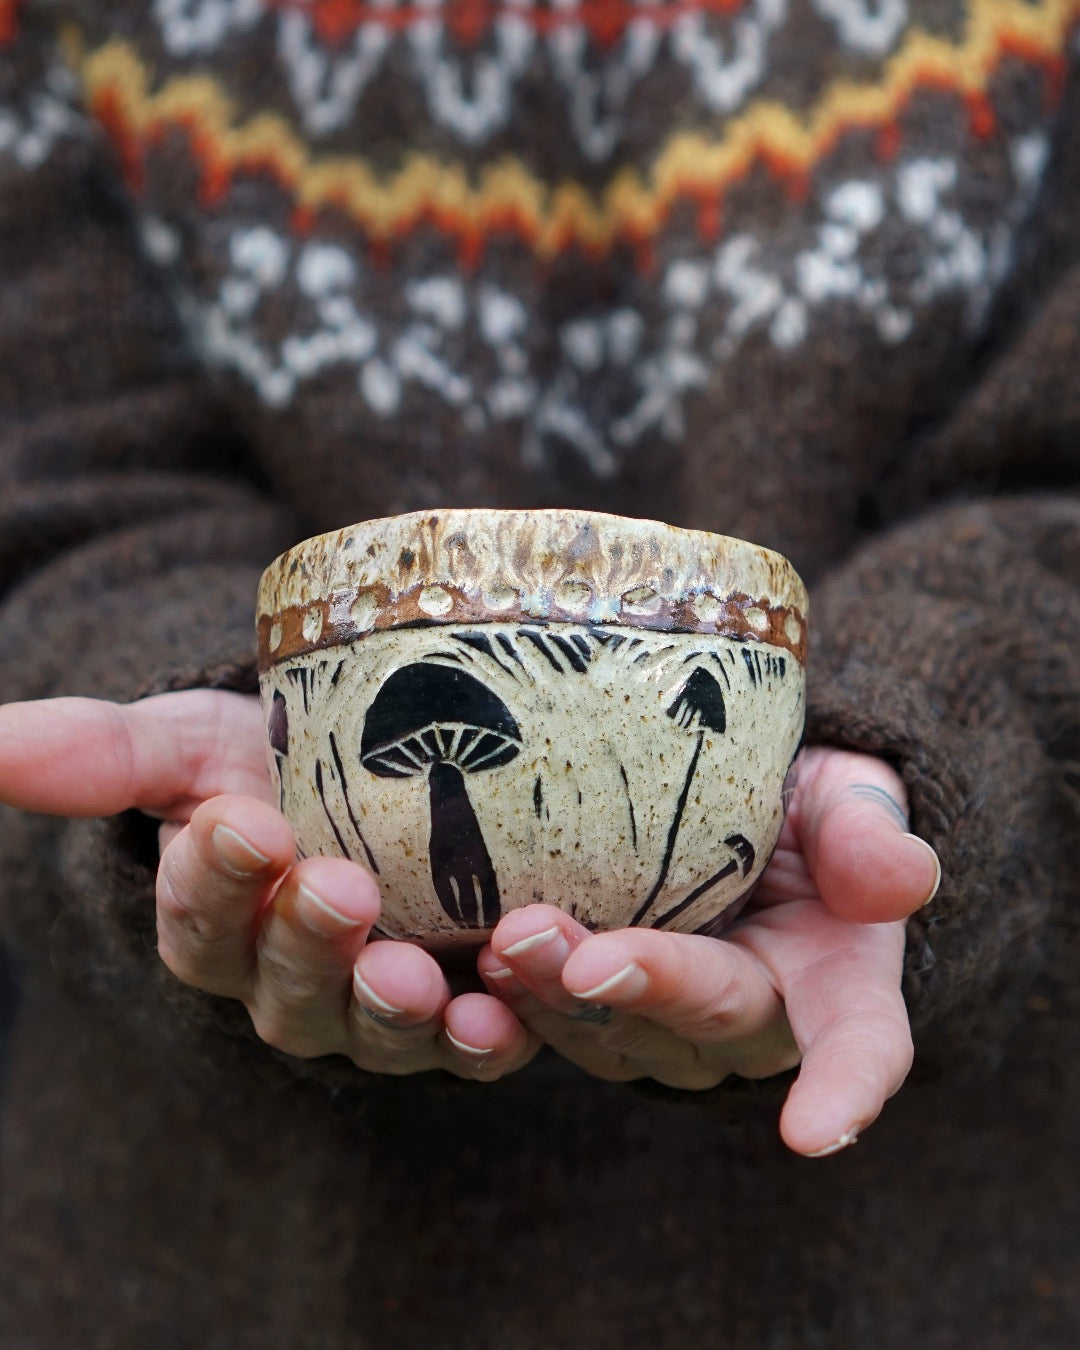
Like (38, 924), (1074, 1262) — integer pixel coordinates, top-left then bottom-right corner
(74, 0), (1077, 257)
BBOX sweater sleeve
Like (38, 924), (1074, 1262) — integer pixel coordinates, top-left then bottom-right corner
(0, 23), (308, 1089)
(803, 98), (1080, 1066)
(806, 491), (1080, 1064)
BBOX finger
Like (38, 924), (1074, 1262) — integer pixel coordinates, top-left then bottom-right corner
(347, 939), (502, 1078)
(0, 693), (273, 819)
(776, 920), (913, 1157)
(478, 940), (571, 1026)
(479, 936), (644, 1081)
(490, 905), (591, 1014)
(482, 932), (771, 1090)
(441, 992), (542, 1080)
(560, 928), (792, 1062)
(244, 855), (381, 1059)
(346, 937), (449, 1069)
(793, 748), (940, 922)
(478, 942), (565, 1025)
(347, 942), (534, 1080)
(156, 794), (295, 998)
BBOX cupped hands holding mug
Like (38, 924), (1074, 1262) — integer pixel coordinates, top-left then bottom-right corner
(0, 687), (938, 1157)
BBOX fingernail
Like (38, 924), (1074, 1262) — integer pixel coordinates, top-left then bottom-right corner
(903, 833), (941, 907)
(501, 926), (568, 961)
(569, 961), (648, 1002)
(484, 966), (517, 983)
(296, 882), (366, 934)
(805, 1127), (860, 1159)
(353, 970), (405, 1017)
(211, 824), (270, 876)
(445, 1030), (495, 1060)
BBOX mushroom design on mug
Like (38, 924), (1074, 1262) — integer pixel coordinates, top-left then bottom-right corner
(630, 659), (747, 930)
(359, 662), (522, 928)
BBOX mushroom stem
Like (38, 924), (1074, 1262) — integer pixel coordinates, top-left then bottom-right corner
(427, 760), (501, 929)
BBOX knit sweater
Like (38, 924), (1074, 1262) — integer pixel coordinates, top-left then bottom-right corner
(1, 2), (1078, 1345)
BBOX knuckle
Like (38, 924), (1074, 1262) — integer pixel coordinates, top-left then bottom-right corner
(829, 1007), (914, 1081)
(102, 703), (139, 807)
(652, 939), (749, 1028)
(789, 945), (867, 1001)
(855, 1005), (911, 1051)
(667, 975), (745, 1035)
(595, 1017), (654, 1057)
(155, 928), (249, 999)
(247, 1007), (323, 1059)
(701, 969), (748, 1024)
(156, 863), (228, 956)
(156, 936), (211, 992)
(256, 944), (332, 1007)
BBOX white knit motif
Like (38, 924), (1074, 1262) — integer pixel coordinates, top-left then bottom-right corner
(151, 0), (794, 159)
(276, 9), (393, 138)
(808, 0), (908, 56)
(0, 59), (87, 171)
(546, 17), (661, 163)
(140, 131), (1050, 475)
(670, 0), (787, 114)
(153, 0), (265, 55)
(408, 6), (537, 146)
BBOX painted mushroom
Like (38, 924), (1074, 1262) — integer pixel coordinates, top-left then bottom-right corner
(359, 661), (522, 929)
(630, 660), (732, 926)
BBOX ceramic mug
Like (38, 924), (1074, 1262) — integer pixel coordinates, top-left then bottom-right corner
(257, 509), (807, 951)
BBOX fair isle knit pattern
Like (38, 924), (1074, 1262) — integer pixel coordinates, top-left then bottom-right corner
(153, 0), (904, 153)
(3, 0), (1078, 478)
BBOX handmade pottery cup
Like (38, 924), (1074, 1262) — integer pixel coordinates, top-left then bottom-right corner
(257, 509), (807, 951)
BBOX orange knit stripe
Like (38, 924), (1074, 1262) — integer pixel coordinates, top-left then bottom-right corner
(76, 0), (1078, 266)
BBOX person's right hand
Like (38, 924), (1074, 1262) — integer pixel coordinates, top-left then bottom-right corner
(0, 691), (540, 1080)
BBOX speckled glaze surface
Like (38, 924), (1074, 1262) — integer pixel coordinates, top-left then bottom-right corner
(257, 510), (807, 949)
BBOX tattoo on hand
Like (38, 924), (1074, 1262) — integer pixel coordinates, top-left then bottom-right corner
(849, 783), (909, 830)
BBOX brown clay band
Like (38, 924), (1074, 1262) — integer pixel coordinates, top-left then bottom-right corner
(257, 509), (809, 672)
(258, 583), (807, 672)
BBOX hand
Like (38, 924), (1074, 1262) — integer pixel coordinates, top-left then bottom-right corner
(479, 747), (940, 1157)
(0, 692), (539, 1080)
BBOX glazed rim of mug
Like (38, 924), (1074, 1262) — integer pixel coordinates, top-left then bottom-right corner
(257, 508), (809, 672)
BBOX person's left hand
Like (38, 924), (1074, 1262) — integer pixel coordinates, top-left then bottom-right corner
(479, 747), (939, 1158)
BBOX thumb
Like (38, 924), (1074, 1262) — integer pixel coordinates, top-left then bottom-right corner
(0, 691), (270, 819)
(793, 748), (941, 924)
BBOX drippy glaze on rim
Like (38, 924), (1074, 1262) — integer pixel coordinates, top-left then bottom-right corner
(257, 509), (809, 670)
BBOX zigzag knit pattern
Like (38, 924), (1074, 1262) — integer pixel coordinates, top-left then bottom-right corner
(2, 0), (1077, 478)
(80, 0), (1077, 258)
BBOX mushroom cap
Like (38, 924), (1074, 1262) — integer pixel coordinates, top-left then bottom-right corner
(360, 662), (521, 779)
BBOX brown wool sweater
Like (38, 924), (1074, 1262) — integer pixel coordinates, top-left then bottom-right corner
(1, 2), (1079, 1345)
